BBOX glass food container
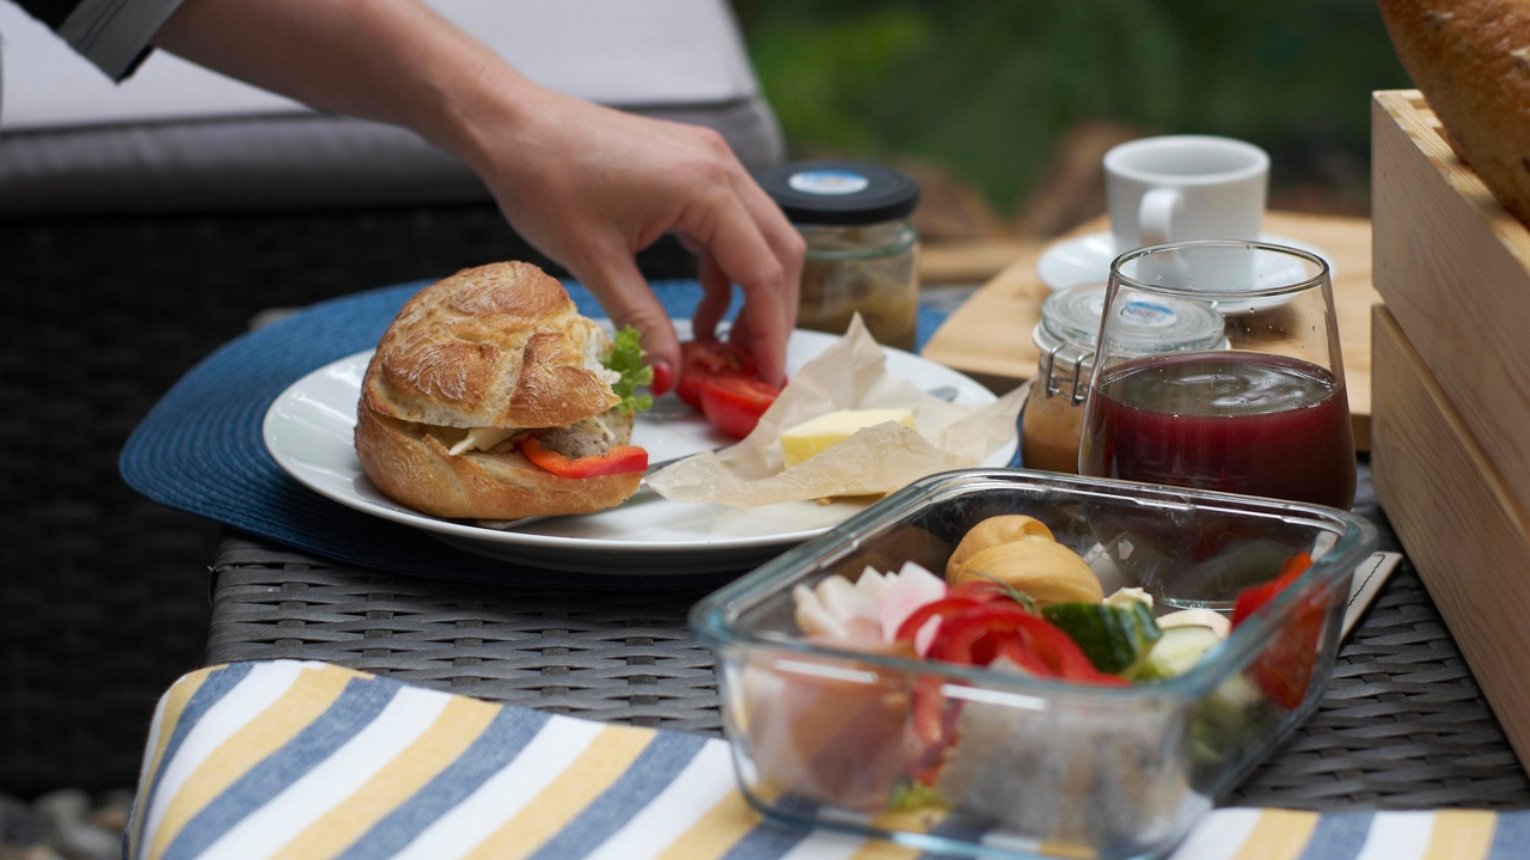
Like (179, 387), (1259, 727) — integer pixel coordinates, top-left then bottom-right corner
(691, 469), (1377, 860)
(757, 160), (921, 351)
(1022, 284), (1224, 473)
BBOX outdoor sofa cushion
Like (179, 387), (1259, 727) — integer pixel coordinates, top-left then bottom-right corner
(0, 0), (784, 214)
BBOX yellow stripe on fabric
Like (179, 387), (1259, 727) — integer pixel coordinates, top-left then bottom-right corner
(1230, 809), (1320, 860)
(1423, 810), (1497, 860)
(128, 669), (213, 859)
(847, 839), (923, 860)
(269, 694), (500, 860)
(147, 666), (351, 860)
(652, 790), (758, 860)
(462, 724), (655, 860)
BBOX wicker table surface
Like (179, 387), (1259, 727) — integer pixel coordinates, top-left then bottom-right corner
(204, 462), (1530, 811)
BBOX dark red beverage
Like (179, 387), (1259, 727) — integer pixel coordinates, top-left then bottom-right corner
(1080, 352), (1356, 509)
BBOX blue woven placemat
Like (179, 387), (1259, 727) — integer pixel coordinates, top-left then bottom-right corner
(119, 279), (955, 589)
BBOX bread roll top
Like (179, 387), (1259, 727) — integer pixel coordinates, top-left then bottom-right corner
(361, 262), (621, 430)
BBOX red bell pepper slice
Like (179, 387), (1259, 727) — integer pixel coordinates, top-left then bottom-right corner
(929, 603), (1127, 686)
(1232, 552), (1313, 625)
(1231, 552), (1325, 709)
(519, 437), (648, 478)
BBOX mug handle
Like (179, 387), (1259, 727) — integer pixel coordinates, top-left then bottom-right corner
(1138, 188), (1181, 246)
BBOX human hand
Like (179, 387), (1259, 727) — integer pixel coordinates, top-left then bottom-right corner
(462, 75), (805, 390)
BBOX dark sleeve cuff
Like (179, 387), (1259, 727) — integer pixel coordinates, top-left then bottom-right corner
(55, 0), (190, 80)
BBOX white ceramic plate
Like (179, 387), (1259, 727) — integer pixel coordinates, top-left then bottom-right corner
(263, 325), (1017, 575)
(1036, 230), (1336, 311)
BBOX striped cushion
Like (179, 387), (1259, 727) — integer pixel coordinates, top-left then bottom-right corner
(127, 661), (1530, 860)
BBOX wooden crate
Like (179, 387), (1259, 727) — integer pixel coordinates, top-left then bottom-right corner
(1371, 305), (1530, 768)
(1372, 90), (1530, 497)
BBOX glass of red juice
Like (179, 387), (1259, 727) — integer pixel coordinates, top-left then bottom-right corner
(1078, 241), (1356, 512)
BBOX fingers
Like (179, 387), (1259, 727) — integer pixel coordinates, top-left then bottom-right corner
(678, 188), (793, 385)
(729, 169), (805, 334)
(568, 245), (680, 395)
(690, 253), (733, 343)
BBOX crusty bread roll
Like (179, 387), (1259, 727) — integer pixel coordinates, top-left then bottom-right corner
(354, 262), (643, 519)
(1379, 0), (1530, 224)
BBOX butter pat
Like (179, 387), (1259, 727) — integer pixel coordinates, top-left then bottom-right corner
(781, 408), (917, 467)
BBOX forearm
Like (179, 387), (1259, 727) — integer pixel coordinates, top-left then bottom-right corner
(151, 0), (524, 167)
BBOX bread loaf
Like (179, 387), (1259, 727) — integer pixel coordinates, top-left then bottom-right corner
(1379, 0), (1530, 224)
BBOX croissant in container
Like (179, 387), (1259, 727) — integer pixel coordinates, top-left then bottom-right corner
(945, 515), (1104, 606)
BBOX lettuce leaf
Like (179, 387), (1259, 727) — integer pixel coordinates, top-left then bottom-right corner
(603, 326), (654, 414)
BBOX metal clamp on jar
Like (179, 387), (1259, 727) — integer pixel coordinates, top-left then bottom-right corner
(756, 160), (920, 351)
(1021, 284), (1224, 473)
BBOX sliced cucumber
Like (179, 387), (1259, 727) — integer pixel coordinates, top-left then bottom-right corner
(1133, 624), (1223, 682)
(1042, 600), (1162, 675)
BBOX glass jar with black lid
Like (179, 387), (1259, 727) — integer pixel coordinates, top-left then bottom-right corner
(757, 160), (920, 350)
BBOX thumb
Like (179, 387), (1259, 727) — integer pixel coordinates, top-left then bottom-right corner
(568, 253), (680, 397)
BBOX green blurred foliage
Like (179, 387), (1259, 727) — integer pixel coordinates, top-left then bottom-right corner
(734, 1), (1414, 214)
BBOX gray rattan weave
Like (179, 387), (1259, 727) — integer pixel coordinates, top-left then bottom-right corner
(206, 537), (724, 734)
(204, 537), (1530, 811)
(203, 460), (1530, 811)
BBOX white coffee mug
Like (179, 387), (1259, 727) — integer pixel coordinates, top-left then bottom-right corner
(1104, 135), (1269, 254)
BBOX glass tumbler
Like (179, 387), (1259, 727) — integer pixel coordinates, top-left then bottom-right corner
(1077, 241), (1356, 512)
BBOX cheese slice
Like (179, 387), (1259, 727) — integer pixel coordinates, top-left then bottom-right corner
(446, 426), (518, 456)
(781, 408), (917, 468)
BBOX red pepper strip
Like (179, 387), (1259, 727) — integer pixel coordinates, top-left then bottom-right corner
(893, 595), (990, 644)
(1232, 552), (1314, 625)
(911, 675), (947, 750)
(518, 437), (648, 479)
(930, 603), (1128, 685)
(1231, 552), (1323, 709)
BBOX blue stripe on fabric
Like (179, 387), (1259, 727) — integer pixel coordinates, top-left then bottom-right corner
(332, 706), (553, 860)
(130, 662), (257, 857)
(1488, 811), (1530, 860)
(716, 818), (811, 860)
(1296, 812), (1374, 860)
(910, 810), (994, 860)
(162, 674), (403, 860)
(523, 731), (709, 860)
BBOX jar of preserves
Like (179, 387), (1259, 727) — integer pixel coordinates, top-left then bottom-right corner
(757, 160), (920, 351)
(1021, 284), (1224, 473)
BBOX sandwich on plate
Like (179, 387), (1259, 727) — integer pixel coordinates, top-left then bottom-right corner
(354, 261), (651, 520)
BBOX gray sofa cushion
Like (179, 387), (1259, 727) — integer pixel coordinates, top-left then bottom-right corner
(0, 0), (784, 214)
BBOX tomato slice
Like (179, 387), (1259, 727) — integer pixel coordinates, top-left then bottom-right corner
(1231, 553), (1324, 709)
(699, 376), (780, 439)
(518, 437), (648, 478)
(676, 340), (759, 411)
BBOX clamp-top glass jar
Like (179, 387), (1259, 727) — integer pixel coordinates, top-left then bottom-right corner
(1021, 284), (1225, 473)
(757, 160), (920, 351)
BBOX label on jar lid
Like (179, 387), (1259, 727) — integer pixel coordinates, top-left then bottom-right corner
(788, 169), (871, 196)
(1038, 284), (1223, 359)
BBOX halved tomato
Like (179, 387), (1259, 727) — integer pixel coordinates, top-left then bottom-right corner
(699, 376), (780, 439)
(676, 340), (759, 411)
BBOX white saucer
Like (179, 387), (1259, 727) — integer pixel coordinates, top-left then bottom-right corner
(1036, 230), (1336, 294)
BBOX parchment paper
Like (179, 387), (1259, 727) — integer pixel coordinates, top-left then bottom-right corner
(646, 317), (1026, 507)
